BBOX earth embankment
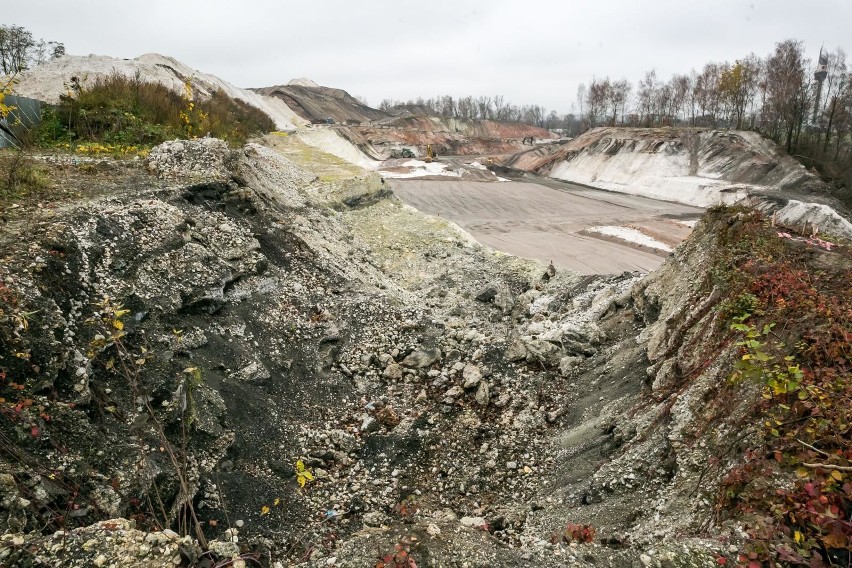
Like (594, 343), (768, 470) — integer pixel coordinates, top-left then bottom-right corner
(506, 127), (828, 207)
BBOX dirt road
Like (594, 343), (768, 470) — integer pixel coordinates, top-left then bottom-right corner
(389, 178), (703, 274)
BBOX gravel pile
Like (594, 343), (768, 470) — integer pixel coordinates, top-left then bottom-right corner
(146, 138), (233, 180)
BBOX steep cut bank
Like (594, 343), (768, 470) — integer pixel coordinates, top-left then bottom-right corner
(507, 127), (826, 205)
(256, 81), (556, 160)
(297, 128), (383, 170)
(1, 135), (850, 567)
(507, 126), (852, 240)
(342, 115), (557, 159)
(10, 53), (303, 131)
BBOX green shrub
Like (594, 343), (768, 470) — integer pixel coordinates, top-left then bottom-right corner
(36, 71), (274, 149)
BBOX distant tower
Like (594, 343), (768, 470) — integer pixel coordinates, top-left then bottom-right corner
(812, 47), (829, 124)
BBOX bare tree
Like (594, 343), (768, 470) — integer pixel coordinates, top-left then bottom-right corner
(0, 25), (34, 74)
(585, 78), (608, 127)
(439, 95), (456, 117)
(657, 82), (674, 125)
(530, 105), (547, 127)
(604, 79), (631, 125)
(764, 39), (811, 151)
(0, 25), (64, 74)
(821, 49), (848, 150)
(493, 94), (512, 121)
(30, 40), (66, 66)
(828, 74), (852, 161)
(476, 96), (493, 120)
(456, 96), (476, 120)
(30, 39), (48, 67)
(506, 104), (522, 122)
(636, 70), (659, 126)
(693, 63), (722, 127)
(673, 73), (695, 125)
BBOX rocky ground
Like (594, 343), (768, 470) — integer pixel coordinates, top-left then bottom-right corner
(1, 135), (847, 567)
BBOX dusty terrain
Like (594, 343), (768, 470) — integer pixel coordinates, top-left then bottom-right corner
(341, 117), (557, 159)
(257, 80), (557, 160)
(2, 56), (851, 568)
(390, 177), (702, 274)
(1, 128), (850, 568)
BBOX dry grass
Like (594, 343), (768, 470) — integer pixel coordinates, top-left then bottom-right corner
(0, 151), (50, 202)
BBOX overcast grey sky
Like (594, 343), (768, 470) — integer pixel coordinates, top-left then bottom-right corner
(9, 0), (851, 113)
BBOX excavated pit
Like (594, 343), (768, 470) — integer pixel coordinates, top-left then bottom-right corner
(0, 133), (849, 568)
(5, 52), (851, 567)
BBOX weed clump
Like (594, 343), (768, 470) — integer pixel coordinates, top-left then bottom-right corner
(705, 207), (852, 565)
(36, 72), (274, 151)
(0, 151), (50, 200)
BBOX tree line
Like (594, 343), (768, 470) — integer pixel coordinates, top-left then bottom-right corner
(577, 39), (852, 204)
(0, 25), (65, 75)
(378, 95), (556, 129)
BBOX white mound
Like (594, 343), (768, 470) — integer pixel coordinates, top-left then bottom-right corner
(549, 153), (751, 208)
(537, 128), (826, 208)
(11, 53), (304, 131)
(748, 198), (852, 240)
(288, 78), (320, 88)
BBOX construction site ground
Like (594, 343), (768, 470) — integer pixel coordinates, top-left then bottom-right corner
(389, 174), (703, 274)
(263, 134), (704, 275)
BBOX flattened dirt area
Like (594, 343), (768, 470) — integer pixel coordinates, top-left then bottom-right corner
(389, 178), (703, 274)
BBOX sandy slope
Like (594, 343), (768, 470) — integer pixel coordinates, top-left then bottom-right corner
(297, 128), (381, 170)
(255, 83), (388, 124)
(507, 127), (828, 208)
